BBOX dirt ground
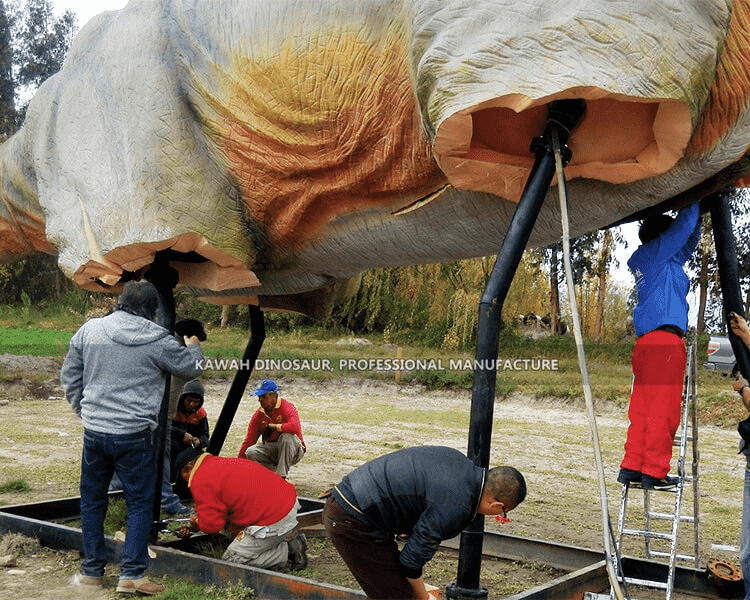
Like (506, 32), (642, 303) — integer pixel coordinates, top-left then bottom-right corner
(0, 352), (746, 598)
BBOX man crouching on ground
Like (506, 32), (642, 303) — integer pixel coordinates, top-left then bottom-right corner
(173, 446), (308, 570)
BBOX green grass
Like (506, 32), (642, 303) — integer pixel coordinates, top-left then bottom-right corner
(0, 479), (30, 494)
(157, 578), (255, 600)
(0, 304), (742, 430)
(96, 497), (128, 536)
(0, 327), (73, 356)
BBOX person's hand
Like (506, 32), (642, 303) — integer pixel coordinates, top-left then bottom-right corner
(175, 525), (192, 539)
(734, 376), (750, 410)
(184, 335), (201, 346)
(733, 376), (749, 394)
(183, 433), (201, 447)
(729, 312), (750, 344)
(407, 577), (431, 600)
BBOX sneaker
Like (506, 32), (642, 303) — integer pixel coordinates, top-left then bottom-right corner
(116, 576), (165, 595)
(163, 501), (191, 516)
(287, 533), (308, 571)
(641, 474), (680, 490)
(71, 573), (103, 588)
(617, 468), (641, 485)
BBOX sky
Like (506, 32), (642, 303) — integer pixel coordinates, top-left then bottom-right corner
(52, 0), (127, 30)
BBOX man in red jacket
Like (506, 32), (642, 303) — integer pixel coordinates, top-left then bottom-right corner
(173, 447), (307, 570)
(238, 379), (306, 478)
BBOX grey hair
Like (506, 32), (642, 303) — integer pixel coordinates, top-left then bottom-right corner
(114, 280), (159, 321)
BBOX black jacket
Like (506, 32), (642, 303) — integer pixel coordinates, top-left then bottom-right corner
(333, 446), (485, 579)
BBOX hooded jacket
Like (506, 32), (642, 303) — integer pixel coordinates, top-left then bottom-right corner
(62, 310), (204, 434)
(171, 379), (210, 451)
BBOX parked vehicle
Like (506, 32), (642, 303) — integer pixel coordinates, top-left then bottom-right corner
(704, 335), (737, 375)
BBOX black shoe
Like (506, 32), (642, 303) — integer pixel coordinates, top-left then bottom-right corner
(287, 534), (308, 571)
(641, 474), (680, 490)
(617, 468), (641, 485)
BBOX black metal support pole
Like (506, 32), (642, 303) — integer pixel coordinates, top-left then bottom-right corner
(207, 304), (266, 455)
(144, 255), (179, 528)
(446, 99), (586, 600)
(709, 190), (750, 380)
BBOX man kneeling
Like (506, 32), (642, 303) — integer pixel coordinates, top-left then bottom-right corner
(173, 447), (307, 570)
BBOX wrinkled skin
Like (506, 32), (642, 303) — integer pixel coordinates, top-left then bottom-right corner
(0, 0), (747, 316)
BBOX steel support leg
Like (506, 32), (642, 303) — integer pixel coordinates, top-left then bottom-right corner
(446, 99), (586, 599)
(144, 255), (179, 528)
(208, 305), (266, 455)
(708, 190), (750, 380)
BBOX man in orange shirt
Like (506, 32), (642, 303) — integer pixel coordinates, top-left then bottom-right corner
(238, 379), (306, 478)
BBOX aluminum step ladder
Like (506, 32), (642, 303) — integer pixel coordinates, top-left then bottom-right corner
(587, 328), (700, 600)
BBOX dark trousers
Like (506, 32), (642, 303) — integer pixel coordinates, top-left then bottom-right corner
(80, 428), (155, 579)
(322, 496), (416, 599)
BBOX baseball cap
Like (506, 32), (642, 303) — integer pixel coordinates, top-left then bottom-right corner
(254, 379), (278, 396)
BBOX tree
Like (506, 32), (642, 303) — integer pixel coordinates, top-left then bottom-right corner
(543, 231), (599, 336)
(593, 227), (628, 342)
(0, 0), (78, 304)
(695, 216), (712, 335)
(7, 0), (77, 119)
(15, 0), (76, 84)
(547, 245), (563, 335)
(0, 0), (16, 137)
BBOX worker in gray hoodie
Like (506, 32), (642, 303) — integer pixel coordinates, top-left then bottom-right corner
(62, 280), (204, 596)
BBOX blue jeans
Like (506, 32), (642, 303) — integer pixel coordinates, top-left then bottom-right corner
(80, 428), (155, 580)
(107, 427), (181, 509)
(742, 449), (750, 600)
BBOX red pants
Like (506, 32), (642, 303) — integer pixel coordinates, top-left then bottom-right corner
(620, 330), (686, 479)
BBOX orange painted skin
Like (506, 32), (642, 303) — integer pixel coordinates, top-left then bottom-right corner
(691, 0), (750, 187)
(689, 0), (750, 157)
(0, 207), (55, 259)
(202, 29), (447, 253)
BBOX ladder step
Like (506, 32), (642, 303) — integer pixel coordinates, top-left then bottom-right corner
(625, 484), (679, 494)
(621, 528), (673, 541)
(646, 512), (676, 521)
(620, 576), (668, 590)
(647, 550), (696, 562)
(646, 511), (695, 523)
(586, 596), (654, 600)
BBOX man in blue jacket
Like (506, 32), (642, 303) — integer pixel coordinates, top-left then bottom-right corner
(618, 203), (701, 490)
(63, 280), (204, 595)
(322, 446), (526, 600)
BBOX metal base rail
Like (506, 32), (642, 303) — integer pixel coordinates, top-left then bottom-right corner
(0, 495), (725, 599)
(0, 495), (362, 600)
